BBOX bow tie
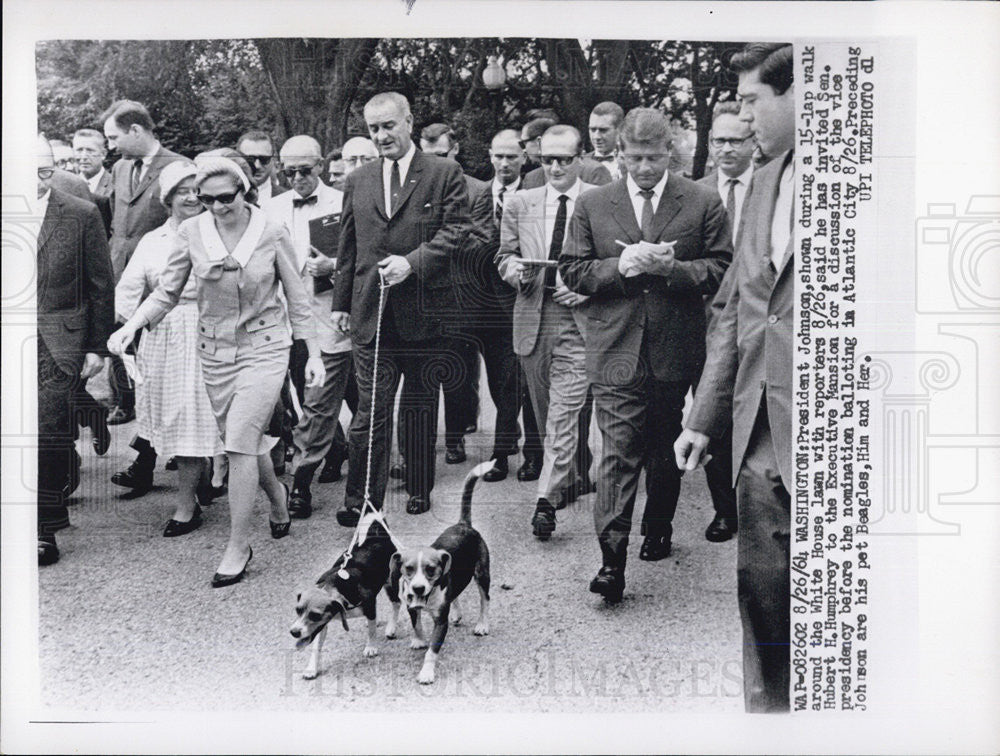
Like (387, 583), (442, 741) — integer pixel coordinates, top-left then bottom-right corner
(592, 154), (616, 163)
(292, 194), (318, 208)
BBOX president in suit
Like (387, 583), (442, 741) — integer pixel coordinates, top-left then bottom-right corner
(331, 92), (469, 522)
(497, 125), (600, 539)
(675, 43), (796, 713)
(102, 99), (186, 433)
(560, 107), (732, 602)
(693, 100), (758, 544)
(35, 137), (115, 565)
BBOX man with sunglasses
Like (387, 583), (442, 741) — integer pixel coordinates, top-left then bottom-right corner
(237, 130), (287, 204)
(521, 117), (613, 191)
(263, 135), (351, 519)
(559, 107), (732, 603)
(497, 125), (599, 541)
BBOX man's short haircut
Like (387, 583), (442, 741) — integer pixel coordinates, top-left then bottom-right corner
(491, 129), (522, 150)
(526, 108), (559, 122)
(711, 101), (742, 125)
(73, 128), (107, 148)
(619, 108), (673, 150)
(541, 124), (582, 154)
(730, 43), (793, 96)
(364, 91), (411, 117)
(522, 117), (557, 141)
(420, 122), (456, 148)
(100, 99), (155, 133)
(325, 148), (343, 163)
(590, 101), (625, 126)
(236, 130), (274, 151)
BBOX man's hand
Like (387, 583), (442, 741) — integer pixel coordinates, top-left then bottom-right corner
(674, 428), (712, 471)
(304, 355), (327, 388)
(377, 255), (413, 286)
(551, 284), (588, 307)
(107, 324), (139, 358)
(306, 252), (337, 278)
(80, 353), (104, 379)
(331, 311), (350, 334)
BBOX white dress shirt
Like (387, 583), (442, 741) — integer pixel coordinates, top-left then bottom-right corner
(86, 167), (106, 194)
(716, 164), (753, 242)
(591, 151), (622, 180)
(625, 171), (669, 230)
(256, 179), (274, 204)
(134, 142), (161, 183)
(382, 141), (417, 216)
(769, 156), (795, 269)
(492, 175), (521, 211)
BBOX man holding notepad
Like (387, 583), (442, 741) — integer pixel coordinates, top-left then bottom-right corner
(264, 134), (352, 518)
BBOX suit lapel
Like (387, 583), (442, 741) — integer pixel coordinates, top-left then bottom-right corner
(130, 147), (162, 203)
(37, 192), (63, 254)
(649, 174), (684, 242)
(609, 179), (641, 242)
(389, 151), (425, 218)
(372, 162), (388, 220)
(752, 151), (790, 270)
(525, 191), (547, 260)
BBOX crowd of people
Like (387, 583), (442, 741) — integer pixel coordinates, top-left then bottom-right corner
(34, 41), (795, 712)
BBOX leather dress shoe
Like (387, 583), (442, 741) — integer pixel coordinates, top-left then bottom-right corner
(705, 515), (737, 542)
(445, 440), (466, 465)
(389, 462), (406, 480)
(531, 499), (556, 540)
(288, 487), (312, 519)
(318, 450), (346, 483)
(639, 531), (672, 562)
(90, 415), (111, 456)
(106, 406), (135, 425)
(482, 456), (509, 482)
(211, 547), (252, 588)
(406, 494), (431, 515)
(517, 457), (542, 482)
(589, 566), (625, 603)
(270, 482), (292, 539)
(111, 456), (155, 493)
(38, 536), (60, 566)
(163, 504), (203, 538)
(165, 456), (178, 471)
(336, 505), (361, 527)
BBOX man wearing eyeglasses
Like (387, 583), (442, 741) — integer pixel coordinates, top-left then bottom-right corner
(559, 107), (732, 603)
(497, 125), (599, 541)
(521, 117), (613, 190)
(237, 130), (287, 204)
(263, 134), (351, 519)
(331, 92), (470, 523)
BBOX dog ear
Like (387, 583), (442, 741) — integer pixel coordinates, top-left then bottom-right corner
(438, 551), (451, 576)
(295, 591), (302, 604)
(325, 599), (350, 632)
(390, 551), (403, 579)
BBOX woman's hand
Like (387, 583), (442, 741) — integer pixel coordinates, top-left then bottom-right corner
(304, 355), (327, 388)
(107, 323), (139, 357)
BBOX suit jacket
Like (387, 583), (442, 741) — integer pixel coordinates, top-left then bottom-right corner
(687, 151), (794, 485)
(87, 168), (115, 236)
(495, 182), (599, 356)
(522, 158), (612, 190)
(558, 174), (732, 385)
(50, 169), (93, 202)
(331, 149), (470, 345)
(37, 188), (115, 372)
(108, 144), (186, 281)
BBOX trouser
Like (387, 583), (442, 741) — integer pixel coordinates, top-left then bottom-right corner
(108, 353), (134, 412)
(591, 349), (689, 568)
(291, 350), (353, 485)
(344, 320), (445, 510)
(518, 300), (591, 501)
(71, 380), (105, 438)
(519, 362), (543, 463)
(442, 333), (479, 445)
(737, 403), (790, 713)
(37, 337), (76, 536)
(705, 423), (738, 520)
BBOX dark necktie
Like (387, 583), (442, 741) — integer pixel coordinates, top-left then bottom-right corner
(545, 194), (569, 288)
(130, 158), (143, 195)
(725, 178), (738, 223)
(389, 160), (402, 215)
(495, 186), (506, 224)
(592, 154), (615, 163)
(638, 189), (655, 241)
(292, 194), (318, 208)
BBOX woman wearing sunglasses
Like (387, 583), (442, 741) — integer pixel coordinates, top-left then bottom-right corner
(108, 156), (326, 587)
(115, 161), (224, 539)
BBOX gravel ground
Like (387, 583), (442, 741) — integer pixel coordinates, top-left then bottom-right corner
(39, 371), (742, 714)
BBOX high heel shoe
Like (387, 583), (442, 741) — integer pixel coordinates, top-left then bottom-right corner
(163, 503), (203, 538)
(270, 482), (291, 540)
(211, 547), (252, 588)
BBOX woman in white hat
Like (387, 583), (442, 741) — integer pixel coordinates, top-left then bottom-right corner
(116, 161), (222, 538)
(109, 156), (325, 587)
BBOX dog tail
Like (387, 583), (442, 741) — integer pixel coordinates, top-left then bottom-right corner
(460, 461), (494, 526)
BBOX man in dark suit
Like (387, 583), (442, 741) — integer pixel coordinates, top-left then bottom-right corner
(560, 107), (732, 602)
(675, 43), (795, 713)
(73, 128), (114, 233)
(693, 100), (757, 544)
(331, 92), (469, 523)
(34, 137), (115, 565)
(236, 129), (288, 204)
(520, 117), (613, 190)
(101, 100), (186, 495)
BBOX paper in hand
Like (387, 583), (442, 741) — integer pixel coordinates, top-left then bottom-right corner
(122, 353), (143, 386)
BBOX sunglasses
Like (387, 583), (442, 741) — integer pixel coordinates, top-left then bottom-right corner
(281, 164), (319, 179)
(37, 168), (55, 179)
(241, 153), (273, 168)
(538, 155), (578, 167)
(518, 137), (540, 149)
(196, 191), (242, 206)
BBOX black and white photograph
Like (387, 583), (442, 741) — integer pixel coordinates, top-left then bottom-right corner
(3, 1), (999, 754)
